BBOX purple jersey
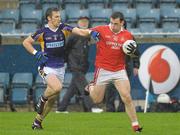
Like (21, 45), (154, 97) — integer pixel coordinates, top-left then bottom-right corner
(31, 23), (74, 68)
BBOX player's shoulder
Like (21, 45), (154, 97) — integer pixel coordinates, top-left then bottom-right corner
(123, 29), (132, 34)
(35, 26), (46, 33)
(58, 23), (71, 29)
(31, 26), (46, 39)
(34, 25), (51, 35)
(59, 23), (67, 28)
(122, 29), (133, 37)
(58, 23), (74, 32)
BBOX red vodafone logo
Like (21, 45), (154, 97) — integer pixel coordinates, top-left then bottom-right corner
(138, 45), (180, 94)
(148, 48), (170, 83)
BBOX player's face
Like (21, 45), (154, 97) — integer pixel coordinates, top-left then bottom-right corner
(49, 11), (61, 28)
(110, 18), (124, 33)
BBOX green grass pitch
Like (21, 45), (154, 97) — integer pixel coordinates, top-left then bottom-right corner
(0, 112), (179, 135)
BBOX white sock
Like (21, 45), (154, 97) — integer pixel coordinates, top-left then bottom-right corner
(132, 121), (139, 126)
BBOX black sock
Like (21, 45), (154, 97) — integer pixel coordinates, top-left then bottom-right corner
(41, 95), (48, 102)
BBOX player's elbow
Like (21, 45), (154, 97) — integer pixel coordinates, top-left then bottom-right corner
(53, 84), (63, 94)
(22, 39), (27, 47)
(23, 36), (34, 47)
(23, 38), (30, 47)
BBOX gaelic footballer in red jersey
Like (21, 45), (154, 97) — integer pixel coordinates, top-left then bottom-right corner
(87, 12), (142, 132)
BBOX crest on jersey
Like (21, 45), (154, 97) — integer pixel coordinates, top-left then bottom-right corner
(53, 34), (58, 40)
(119, 36), (125, 42)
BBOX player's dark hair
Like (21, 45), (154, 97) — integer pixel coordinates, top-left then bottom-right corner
(124, 20), (127, 29)
(0, 34), (2, 45)
(111, 12), (124, 21)
(45, 7), (59, 21)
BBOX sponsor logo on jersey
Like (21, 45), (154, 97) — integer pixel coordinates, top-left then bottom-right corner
(106, 41), (122, 49)
(46, 41), (64, 48)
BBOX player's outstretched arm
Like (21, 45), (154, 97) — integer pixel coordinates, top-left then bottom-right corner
(72, 27), (99, 41)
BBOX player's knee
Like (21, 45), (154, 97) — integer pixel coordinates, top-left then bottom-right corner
(53, 84), (62, 93)
(91, 96), (102, 104)
(122, 94), (132, 104)
(48, 94), (59, 104)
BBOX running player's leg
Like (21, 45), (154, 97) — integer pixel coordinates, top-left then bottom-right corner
(42, 93), (59, 118)
(32, 74), (63, 130)
(114, 79), (142, 132)
(44, 74), (63, 98)
(34, 94), (59, 126)
(36, 74), (63, 114)
(89, 84), (106, 104)
(87, 68), (114, 104)
(114, 79), (137, 121)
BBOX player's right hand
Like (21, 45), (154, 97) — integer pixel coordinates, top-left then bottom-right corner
(34, 51), (48, 66)
(90, 31), (100, 41)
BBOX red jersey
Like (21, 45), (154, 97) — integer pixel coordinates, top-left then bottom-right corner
(91, 25), (134, 71)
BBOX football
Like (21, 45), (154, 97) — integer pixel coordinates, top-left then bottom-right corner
(122, 40), (137, 55)
(157, 93), (170, 103)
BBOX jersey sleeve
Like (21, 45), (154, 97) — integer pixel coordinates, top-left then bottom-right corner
(128, 31), (134, 39)
(61, 23), (74, 38)
(31, 28), (44, 41)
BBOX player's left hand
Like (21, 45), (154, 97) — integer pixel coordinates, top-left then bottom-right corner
(90, 31), (100, 41)
(126, 43), (136, 54)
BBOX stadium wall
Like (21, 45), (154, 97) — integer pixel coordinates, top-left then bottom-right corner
(0, 43), (180, 100)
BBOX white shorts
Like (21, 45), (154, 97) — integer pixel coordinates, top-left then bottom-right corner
(38, 66), (65, 83)
(94, 68), (129, 85)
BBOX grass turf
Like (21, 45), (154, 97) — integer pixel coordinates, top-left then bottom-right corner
(0, 112), (179, 135)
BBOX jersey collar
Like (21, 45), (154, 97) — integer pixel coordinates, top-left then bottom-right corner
(45, 24), (59, 32)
